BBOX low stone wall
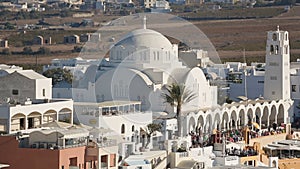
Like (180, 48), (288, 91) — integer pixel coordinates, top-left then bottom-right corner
(250, 133), (286, 147)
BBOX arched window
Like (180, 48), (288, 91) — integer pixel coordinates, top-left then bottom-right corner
(275, 45), (279, 55)
(285, 46), (288, 54)
(285, 33), (288, 41)
(132, 125), (135, 132)
(121, 124), (125, 134)
(272, 33), (277, 41)
(270, 45), (274, 54)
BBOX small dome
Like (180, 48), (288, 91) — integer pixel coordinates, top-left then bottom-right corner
(114, 29), (173, 50)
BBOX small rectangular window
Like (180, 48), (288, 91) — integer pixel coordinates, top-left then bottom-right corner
(270, 76), (277, 80)
(258, 81), (264, 84)
(42, 89), (46, 97)
(12, 89), (18, 95)
(292, 85), (297, 92)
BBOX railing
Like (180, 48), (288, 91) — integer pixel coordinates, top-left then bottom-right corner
(178, 152), (189, 158)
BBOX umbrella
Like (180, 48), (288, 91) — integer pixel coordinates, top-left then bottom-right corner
(252, 122), (260, 130)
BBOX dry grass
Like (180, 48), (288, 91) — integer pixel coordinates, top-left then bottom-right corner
(1, 6), (300, 64)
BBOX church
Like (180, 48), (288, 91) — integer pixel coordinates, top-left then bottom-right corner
(52, 19), (293, 141)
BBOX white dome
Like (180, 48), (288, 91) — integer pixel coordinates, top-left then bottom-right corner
(114, 29), (173, 50)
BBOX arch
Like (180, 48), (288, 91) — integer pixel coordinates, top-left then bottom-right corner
(277, 104), (284, 125)
(270, 105), (277, 129)
(255, 107), (261, 128)
(230, 111), (237, 129)
(262, 106), (269, 129)
(188, 117), (196, 133)
(28, 111), (42, 129)
(205, 114), (212, 133)
(43, 110), (57, 123)
(121, 124), (125, 134)
(238, 109), (245, 129)
(11, 113), (26, 131)
(272, 33), (277, 41)
(214, 113), (221, 130)
(272, 160), (277, 167)
(197, 115), (204, 130)
(58, 108), (72, 123)
(247, 108), (254, 126)
(270, 45), (274, 54)
(221, 112), (229, 130)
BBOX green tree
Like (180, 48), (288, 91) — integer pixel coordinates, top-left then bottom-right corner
(37, 47), (51, 55)
(162, 83), (196, 137)
(43, 68), (73, 85)
(23, 46), (33, 55)
(2, 48), (11, 55)
(144, 123), (162, 148)
(4, 22), (15, 30)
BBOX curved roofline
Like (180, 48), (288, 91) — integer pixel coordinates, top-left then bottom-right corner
(129, 68), (153, 86)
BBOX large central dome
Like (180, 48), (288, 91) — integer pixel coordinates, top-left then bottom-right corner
(114, 29), (173, 50)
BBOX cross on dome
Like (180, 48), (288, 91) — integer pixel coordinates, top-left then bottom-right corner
(143, 16), (147, 29)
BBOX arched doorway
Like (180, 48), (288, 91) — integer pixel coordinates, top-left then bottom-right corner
(247, 108), (254, 127)
(262, 106), (269, 129)
(58, 108), (72, 123)
(197, 115), (204, 134)
(230, 111), (237, 130)
(43, 110), (57, 123)
(270, 105), (277, 130)
(221, 112), (229, 130)
(277, 104), (284, 125)
(27, 112), (42, 129)
(255, 107), (261, 129)
(239, 109), (245, 129)
(188, 117), (196, 133)
(214, 113), (221, 130)
(11, 113), (26, 131)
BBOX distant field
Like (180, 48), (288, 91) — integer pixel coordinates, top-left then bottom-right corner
(180, 6), (286, 19)
(193, 6), (300, 63)
(0, 6), (300, 65)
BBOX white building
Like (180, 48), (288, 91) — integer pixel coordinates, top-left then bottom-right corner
(0, 64), (23, 77)
(52, 24), (292, 139)
(0, 68), (73, 134)
(0, 70), (52, 103)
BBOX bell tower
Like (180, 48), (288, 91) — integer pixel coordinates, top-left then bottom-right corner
(264, 26), (290, 100)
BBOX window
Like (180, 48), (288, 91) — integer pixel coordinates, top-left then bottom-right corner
(270, 45), (274, 55)
(285, 46), (289, 54)
(258, 81), (264, 84)
(132, 125), (135, 132)
(275, 45), (279, 55)
(270, 76), (277, 80)
(272, 91), (276, 95)
(121, 124), (125, 134)
(42, 89), (45, 97)
(292, 85), (296, 92)
(110, 154), (116, 167)
(272, 33), (277, 41)
(12, 89), (18, 95)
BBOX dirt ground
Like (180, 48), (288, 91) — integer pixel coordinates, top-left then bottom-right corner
(1, 6), (300, 65)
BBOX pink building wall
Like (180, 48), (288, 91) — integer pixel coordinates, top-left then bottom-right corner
(0, 136), (86, 169)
